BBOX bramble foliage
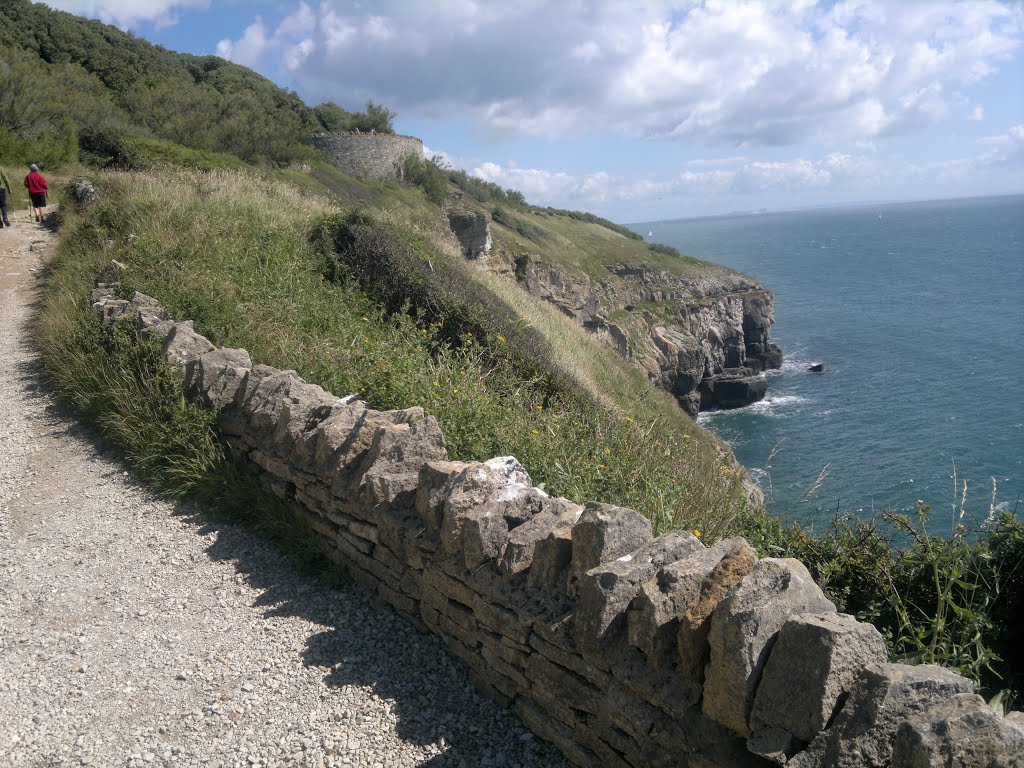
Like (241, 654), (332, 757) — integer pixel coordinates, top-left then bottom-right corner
(750, 499), (1024, 700)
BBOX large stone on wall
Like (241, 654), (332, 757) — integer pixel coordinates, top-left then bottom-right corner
(628, 537), (751, 668)
(416, 460), (472, 533)
(569, 503), (653, 596)
(789, 663), (974, 768)
(891, 693), (1024, 768)
(499, 497), (583, 581)
(677, 538), (758, 683)
(526, 498), (585, 592)
(703, 558), (836, 737)
(438, 457), (538, 567)
(575, 530), (703, 649)
(288, 396), (366, 475)
(747, 612), (888, 762)
(358, 417), (448, 509)
(328, 406), (427, 502)
(161, 320), (215, 367)
(183, 347), (253, 410)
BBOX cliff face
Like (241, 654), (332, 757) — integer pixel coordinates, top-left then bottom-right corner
(501, 252), (782, 416)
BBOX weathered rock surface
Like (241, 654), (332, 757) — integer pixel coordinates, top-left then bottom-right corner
(790, 663), (975, 768)
(447, 210), (492, 261)
(677, 538), (759, 683)
(891, 693), (1024, 768)
(575, 531), (703, 648)
(703, 558), (836, 737)
(499, 254), (782, 415)
(628, 537), (750, 668)
(748, 612), (888, 761)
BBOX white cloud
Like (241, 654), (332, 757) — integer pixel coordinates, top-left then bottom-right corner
(43, 0), (210, 29)
(971, 105), (986, 121)
(214, 1), (1021, 147)
(216, 17), (269, 67)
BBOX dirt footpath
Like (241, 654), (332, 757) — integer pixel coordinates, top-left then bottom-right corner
(0, 212), (563, 768)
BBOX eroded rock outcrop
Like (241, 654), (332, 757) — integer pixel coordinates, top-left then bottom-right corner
(504, 252), (781, 416)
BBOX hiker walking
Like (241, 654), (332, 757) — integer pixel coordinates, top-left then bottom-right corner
(24, 163), (48, 223)
(0, 165), (12, 228)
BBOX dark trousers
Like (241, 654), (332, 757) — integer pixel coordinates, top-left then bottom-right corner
(0, 189), (9, 226)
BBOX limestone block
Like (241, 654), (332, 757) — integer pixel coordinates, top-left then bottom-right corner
(628, 537), (748, 668)
(748, 612), (887, 760)
(377, 506), (428, 569)
(575, 530), (703, 649)
(296, 398), (367, 475)
(500, 497), (582, 580)
(183, 347), (252, 409)
(161, 320), (215, 367)
(138, 317), (175, 341)
(569, 503), (653, 592)
(438, 457), (536, 560)
(891, 693), (1024, 768)
(789, 663), (974, 768)
(328, 407), (426, 503)
(358, 417), (448, 510)
(270, 376), (337, 448)
(526, 499), (584, 591)
(703, 558), (836, 737)
(416, 460), (472, 533)
(677, 538), (758, 683)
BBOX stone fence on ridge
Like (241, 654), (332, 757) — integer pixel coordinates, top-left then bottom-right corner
(306, 132), (423, 181)
(87, 255), (1024, 768)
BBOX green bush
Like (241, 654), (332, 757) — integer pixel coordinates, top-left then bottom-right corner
(401, 154), (450, 204)
(753, 500), (1024, 701)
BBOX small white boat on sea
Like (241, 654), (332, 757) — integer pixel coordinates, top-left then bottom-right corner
(647, 230), (653, 237)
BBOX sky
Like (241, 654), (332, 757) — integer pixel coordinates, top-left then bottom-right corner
(43, 0), (1024, 222)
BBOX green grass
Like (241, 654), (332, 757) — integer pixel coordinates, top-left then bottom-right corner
(43, 166), (760, 541)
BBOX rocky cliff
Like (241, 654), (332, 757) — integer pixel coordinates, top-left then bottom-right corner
(449, 212), (782, 416)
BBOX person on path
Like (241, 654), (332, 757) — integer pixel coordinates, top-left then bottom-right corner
(24, 163), (48, 223)
(0, 165), (13, 227)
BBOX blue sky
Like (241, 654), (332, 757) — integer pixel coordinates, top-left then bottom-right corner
(45, 0), (1024, 221)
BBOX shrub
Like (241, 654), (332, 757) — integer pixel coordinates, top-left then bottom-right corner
(401, 154), (450, 204)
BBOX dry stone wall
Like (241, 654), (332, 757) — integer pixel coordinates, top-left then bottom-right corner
(88, 258), (1024, 768)
(307, 132), (423, 181)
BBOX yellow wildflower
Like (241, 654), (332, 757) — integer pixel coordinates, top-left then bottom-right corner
(683, 434), (691, 440)
(693, 529), (701, 538)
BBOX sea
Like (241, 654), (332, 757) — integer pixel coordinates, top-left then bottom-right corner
(636, 194), (1024, 530)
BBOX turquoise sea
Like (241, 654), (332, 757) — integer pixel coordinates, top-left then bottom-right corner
(637, 194), (1024, 529)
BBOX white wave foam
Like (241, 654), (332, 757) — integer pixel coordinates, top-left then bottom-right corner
(700, 394), (808, 418)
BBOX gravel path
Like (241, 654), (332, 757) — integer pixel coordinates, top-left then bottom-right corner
(0, 215), (565, 768)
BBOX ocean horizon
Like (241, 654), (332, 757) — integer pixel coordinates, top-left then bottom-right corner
(634, 193), (1024, 530)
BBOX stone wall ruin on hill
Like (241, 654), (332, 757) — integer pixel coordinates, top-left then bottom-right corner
(88, 256), (1024, 768)
(307, 132), (424, 181)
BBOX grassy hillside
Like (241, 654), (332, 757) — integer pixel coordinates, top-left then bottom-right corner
(44, 167), (752, 537)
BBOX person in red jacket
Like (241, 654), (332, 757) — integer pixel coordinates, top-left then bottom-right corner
(24, 163), (48, 222)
